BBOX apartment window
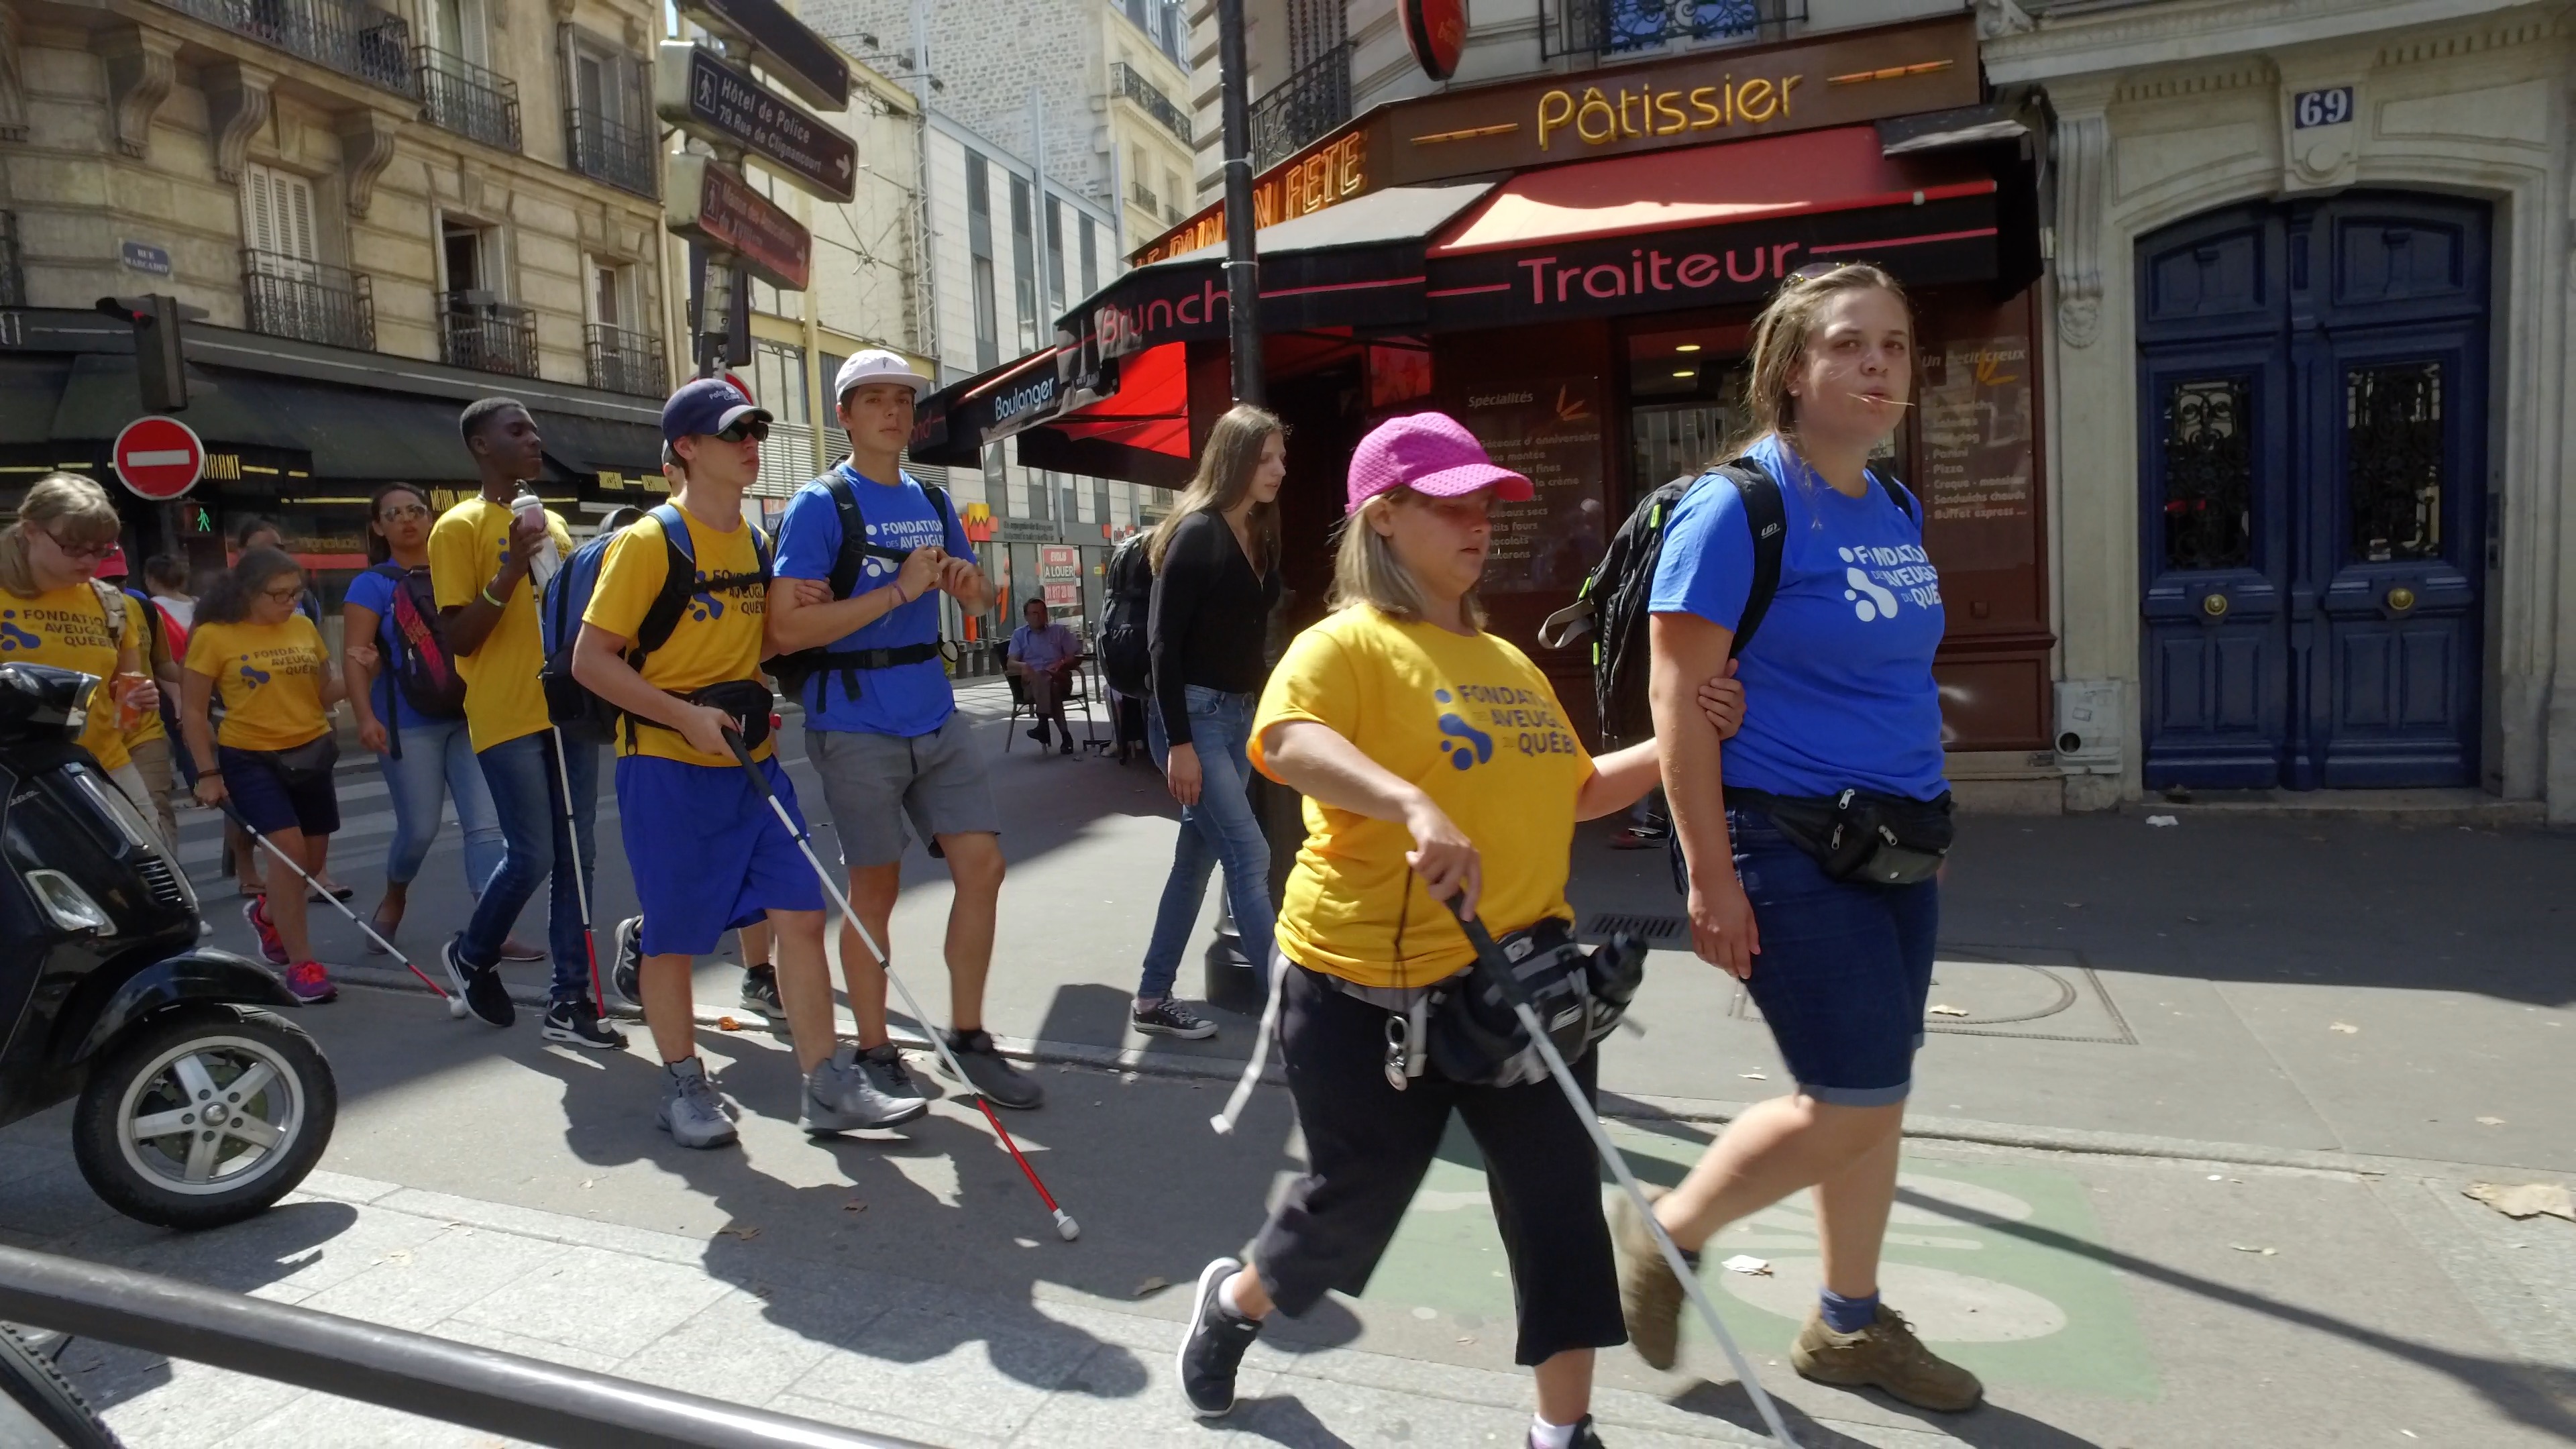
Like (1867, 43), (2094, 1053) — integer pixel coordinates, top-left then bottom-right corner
(242, 164), (319, 268)
(751, 340), (810, 426)
(966, 152), (999, 370)
(584, 258), (660, 396)
(239, 165), (374, 351)
(983, 443), (1010, 518)
(1028, 466), (1051, 520)
(818, 351), (847, 417)
(439, 216), (535, 376)
(1044, 197), (1066, 313)
(1009, 175), (1037, 354)
(1079, 217), (1098, 297)
(569, 38), (653, 197)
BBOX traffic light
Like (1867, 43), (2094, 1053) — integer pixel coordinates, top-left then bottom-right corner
(95, 294), (205, 414)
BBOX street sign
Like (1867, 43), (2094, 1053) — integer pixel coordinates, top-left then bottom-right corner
(657, 44), (856, 204)
(677, 0), (849, 111)
(665, 154), (813, 290)
(111, 416), (205, 500)
(120, 240), (172, 276)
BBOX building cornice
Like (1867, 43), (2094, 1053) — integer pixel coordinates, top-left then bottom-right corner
(1983, 0), (2557, 83)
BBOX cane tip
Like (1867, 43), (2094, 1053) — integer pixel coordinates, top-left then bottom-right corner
(1208, 1114), (1235, 1136)
(448, 997), (468, 1019)
(1055, 1212), (1081, 1242)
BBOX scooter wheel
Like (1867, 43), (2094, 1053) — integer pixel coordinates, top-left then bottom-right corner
(72, 1005), (337, 1232)
(0, 1324), (123, 1448)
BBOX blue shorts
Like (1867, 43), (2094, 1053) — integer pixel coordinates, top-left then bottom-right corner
(218, 743), (340, 839)
(1731, 807), (1939, 1107)
(615, 754), (824, 957)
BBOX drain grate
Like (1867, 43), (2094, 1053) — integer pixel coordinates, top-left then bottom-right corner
(1581, 912), (1688, 945)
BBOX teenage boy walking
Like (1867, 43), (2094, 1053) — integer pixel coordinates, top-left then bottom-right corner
(429, 398), (620, 1048)
(572, 378), (882, 1147)
(766, 350), (1042, 1115)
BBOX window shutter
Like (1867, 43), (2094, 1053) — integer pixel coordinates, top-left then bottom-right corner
(281, 173), (317, 264)
(242, 166), (276, 255)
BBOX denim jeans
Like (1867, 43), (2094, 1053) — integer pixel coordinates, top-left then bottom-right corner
(378, 715), (504, 894)
(1137, 686), (1274, 1000)
(460, 729), (599, 1002)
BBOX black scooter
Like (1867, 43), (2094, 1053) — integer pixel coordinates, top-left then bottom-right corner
(0, 662), (336, 1230)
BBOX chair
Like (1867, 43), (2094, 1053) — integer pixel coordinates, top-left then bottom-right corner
(1004, 657), (1100, 753)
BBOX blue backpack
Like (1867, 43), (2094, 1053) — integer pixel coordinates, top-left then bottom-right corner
(541, 504), (771, 743)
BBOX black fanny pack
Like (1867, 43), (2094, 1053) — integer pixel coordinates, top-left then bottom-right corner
(261, 735), (339, 788)
(1731, 787), (1953, 885)
(636, 678), (775, 752)
(770, 641), (943, 704)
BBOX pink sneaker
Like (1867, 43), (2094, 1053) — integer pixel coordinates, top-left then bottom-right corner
(284, 960), (337, 1004)
(242, 897), (289, 966)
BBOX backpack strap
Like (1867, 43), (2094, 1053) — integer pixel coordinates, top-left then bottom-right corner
(1715, 461), (1788, 659)
(89, 579), (126, 648)
(632, 503), (698, 659)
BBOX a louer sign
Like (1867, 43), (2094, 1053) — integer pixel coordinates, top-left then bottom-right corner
(657, 43), (857, 204)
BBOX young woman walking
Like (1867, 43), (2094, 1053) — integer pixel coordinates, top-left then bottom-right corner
(1627, 263), (1979, 1411)
(0, 474), (162, 833)
(183, 547), (347, 1004)
(341, 482), (520, 954)
(1175, 413), (1681, 1449)
(1129, 405), (1287, 1040)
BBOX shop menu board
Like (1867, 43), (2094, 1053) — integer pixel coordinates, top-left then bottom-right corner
(1459, 378), (1607, 594)
(1917, 335), (2036, 572)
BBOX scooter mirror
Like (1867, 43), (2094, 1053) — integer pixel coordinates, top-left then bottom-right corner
(0, 663), (95, 743)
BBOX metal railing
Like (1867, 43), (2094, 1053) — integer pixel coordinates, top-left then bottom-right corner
(415, 46), (521, 151)
(0, 211), (21, 309)
(439, 290), (539, 376)
(1128, 180), (1159, 215)
(158, 0), (415, 96)
(1249, 41), (1350, 171)
(1547, 0), (1805, 59)
(1165, 203), (1183, 224)
(1111, 62), (1191, 144)
(0, 1243), (928, 1448)
(585, 322), (665, 396)
(568, 106), (657, 198)
(241, 248), (375, 351)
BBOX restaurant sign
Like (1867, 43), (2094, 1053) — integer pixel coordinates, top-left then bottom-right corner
(665, 154), (812, 290)
(1134, 129), (1370, 265)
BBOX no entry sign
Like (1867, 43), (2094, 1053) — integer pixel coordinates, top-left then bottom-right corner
(112, 416), (205, 500)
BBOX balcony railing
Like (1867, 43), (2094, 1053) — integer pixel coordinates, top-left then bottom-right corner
(0, 212), (21, 309)
(568, 107), (657, 198)
(1112, 62), (1191, 144)
(241, 249), (375, 351)
(586, 322), (665, 396)
(159, 0), (415, 96)
(414, 46), (521, 151)
(440, 291), (538, 377)
(1129, 180), (1159, 215)
(1165, 203), (1183, 225)
(1546, 0), (1805, 60)
(1249, 42), (1350, 171)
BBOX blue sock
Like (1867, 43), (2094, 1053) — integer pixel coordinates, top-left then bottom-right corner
(1819, 1287), (1880, 1334)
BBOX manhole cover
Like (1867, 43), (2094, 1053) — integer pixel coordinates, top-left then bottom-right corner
(1727, 949), (2135, 1044)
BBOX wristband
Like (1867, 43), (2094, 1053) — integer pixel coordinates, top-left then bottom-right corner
(197, 766), (221, 777)
(480, 583), (507, 607)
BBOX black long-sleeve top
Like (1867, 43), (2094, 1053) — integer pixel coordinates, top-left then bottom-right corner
(1147, 511), (1281, 741)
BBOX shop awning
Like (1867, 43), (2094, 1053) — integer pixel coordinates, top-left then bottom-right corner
(529, 408), (665, 484)
(215, 370), (479, 482)
(50, 354), (312, 458)
(1012, 341), (1195, 488)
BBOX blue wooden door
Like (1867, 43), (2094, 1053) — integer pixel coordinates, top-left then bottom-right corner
(2137, 193), (2486, 790)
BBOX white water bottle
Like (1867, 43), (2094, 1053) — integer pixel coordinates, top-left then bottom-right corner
(510, 488), (558, 591)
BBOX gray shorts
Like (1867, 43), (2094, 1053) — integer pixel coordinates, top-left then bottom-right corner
(807, 712), (1000, 868)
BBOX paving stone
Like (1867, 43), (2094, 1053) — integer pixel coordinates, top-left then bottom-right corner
(443, 1242), (735, 1359)
(786, 1302), (1129, 1440)
(207, 1389), (546, 1448)
(373, 1185), (709, 1265)
(292, 1222), (571, 1331)
(611, 1283), (886, 1404)
(766, 1390), (1002, 1448)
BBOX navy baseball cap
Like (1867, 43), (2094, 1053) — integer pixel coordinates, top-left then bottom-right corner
(661, 377), (772, 444)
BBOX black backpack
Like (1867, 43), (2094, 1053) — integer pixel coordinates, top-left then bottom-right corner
(541, 504), (772, 743)
(767, 469), (959, 706)
(366, 562), (468, 753)
(1538, 455), (1916, 749)
(1098, 531), (1153, 698)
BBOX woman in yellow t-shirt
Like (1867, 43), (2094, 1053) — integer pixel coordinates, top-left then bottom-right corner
(0, 474), (162, 837)
(1177, 414), (1707, 1449)
(182, 547), (345, 1004)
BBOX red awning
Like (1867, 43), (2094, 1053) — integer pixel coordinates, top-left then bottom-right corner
(1047, 342), (1189, 456)
(1431, 125), (1994, 257)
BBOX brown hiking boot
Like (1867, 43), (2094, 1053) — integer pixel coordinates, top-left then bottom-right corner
(1790, 1304), (1983, 1411)
(1611, 1187), (1687, 1370)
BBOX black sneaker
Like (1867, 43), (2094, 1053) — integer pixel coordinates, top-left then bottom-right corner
(604, 915), (643, 1019)
(542, 997), (625, 1050)
(1176, 1256), (1263, 1417)
(937, 1028), (1044, 1109)
(1026, 723), (1051, 746)
(443, 936), (515, 1028)
(1529, 1415), (1607, 1449)
(1058, 738), (1074, 756)
(740, 963), (786, 1024)
(1132, 998), (1218, 1040)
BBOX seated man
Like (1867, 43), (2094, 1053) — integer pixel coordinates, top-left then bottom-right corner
(1008, 597), (1082, 755)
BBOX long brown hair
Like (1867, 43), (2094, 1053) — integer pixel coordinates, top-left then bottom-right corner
(1148, 405), (1282, 574)
(1715, 262), (1911, 462)
(1, 473), (123, 598)
(198, 547), (303, 626)
(364, 483), (433, 565)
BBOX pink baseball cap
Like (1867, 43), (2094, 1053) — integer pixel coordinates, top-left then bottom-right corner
(1346, 412), (1533, 515)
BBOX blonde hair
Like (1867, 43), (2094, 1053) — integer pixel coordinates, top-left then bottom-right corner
(1, 473), (122, 598)
(1148, 404), (1282, 574)
(1328, 489), (1486, 630)
(1717, 262), (1911, 462)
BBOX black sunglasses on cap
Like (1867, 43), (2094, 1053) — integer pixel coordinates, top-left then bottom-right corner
(714, 417), (770, 443)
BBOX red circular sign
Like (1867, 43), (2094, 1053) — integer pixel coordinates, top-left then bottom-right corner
(111, 416), (206, 500)
(1402, 0), (1466, 81)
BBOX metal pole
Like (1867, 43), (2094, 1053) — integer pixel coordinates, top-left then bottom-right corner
(1215, 0), (1262, 406)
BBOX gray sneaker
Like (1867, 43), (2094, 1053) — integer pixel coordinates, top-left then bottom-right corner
(801, 1044), (930, 1134)
(938, 1028), (1044, 1110)
(656, 1060), (739, 1149)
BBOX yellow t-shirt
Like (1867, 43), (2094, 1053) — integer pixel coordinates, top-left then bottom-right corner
(3, 582), (136, 769)
(123, 593), (166, 747)
(581, 504), (773, 767)
(1250, 606), (1596, 989)
(428, 495), (574, 751)
(184, 616), (331, 751)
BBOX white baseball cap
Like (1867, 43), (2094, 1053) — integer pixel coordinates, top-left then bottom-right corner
(834, 348), (934, 403)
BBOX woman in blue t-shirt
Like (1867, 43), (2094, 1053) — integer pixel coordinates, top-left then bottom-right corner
(1620, 264), (1981, 1414)
(341, 482), (508, 951)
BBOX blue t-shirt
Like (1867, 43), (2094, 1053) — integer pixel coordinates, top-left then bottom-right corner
(773, 463), (975, 738)
(341, 564), (436, 733)
(1648, 434), (1948, 800)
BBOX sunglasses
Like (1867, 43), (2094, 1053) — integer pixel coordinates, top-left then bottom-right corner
(378, 503), (431, 523)
(714, 417), (770, 443)
(36, 527), (117, 563)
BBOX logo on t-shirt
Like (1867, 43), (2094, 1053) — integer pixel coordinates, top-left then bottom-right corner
(1432, 689), (1495, 771)
(238, 658), (272, 688)
(1837, 544), (1940, 623)
(0, 613), (38, 651)
(688, 569), (727, 623)
(858, 517), (945, 581)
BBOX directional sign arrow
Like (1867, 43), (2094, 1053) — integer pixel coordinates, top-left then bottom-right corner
(655, 43), (857, 205)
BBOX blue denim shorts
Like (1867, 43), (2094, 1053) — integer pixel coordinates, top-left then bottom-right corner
(1731, 806), (1939, 1106)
